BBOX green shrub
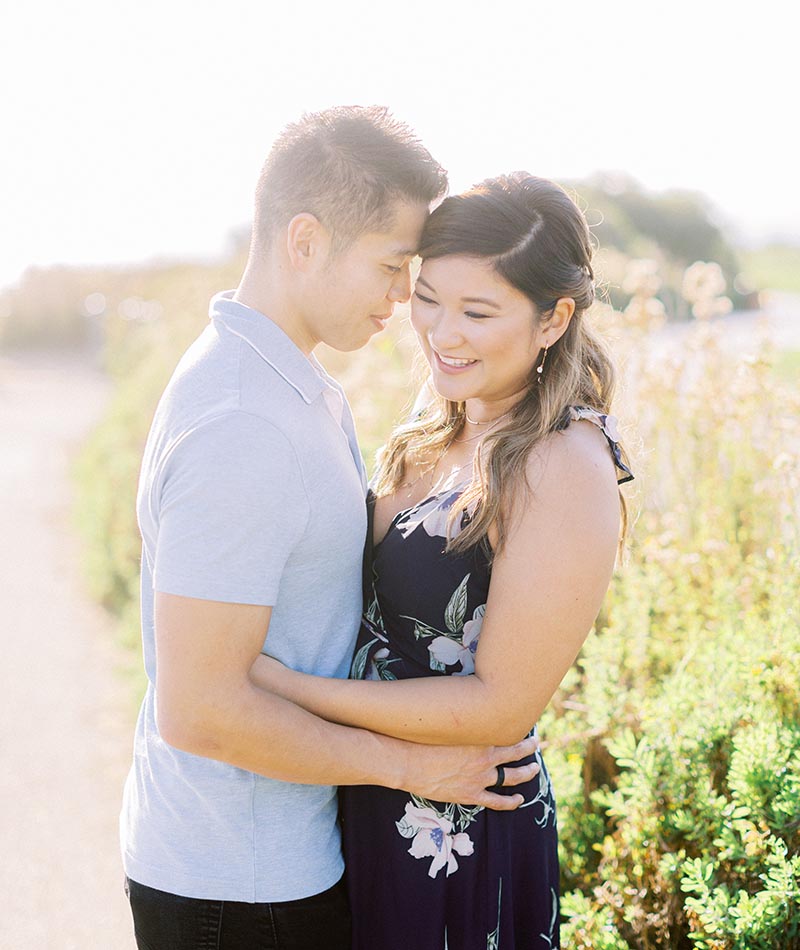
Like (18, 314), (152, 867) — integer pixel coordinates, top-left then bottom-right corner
(544, 318), (800, 948)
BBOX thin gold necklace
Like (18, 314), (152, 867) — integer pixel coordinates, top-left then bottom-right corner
(402, 411), (508, 493)
(455, 409), (512, 443)
(465, 411), (496, 425)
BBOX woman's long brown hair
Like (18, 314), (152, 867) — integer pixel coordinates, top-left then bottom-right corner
(372, 172), (630, 558)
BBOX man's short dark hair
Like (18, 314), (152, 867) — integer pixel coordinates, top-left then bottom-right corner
(253, 105), (448, 250)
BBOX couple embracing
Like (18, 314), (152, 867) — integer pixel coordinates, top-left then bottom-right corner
(120, 105), (633, 950)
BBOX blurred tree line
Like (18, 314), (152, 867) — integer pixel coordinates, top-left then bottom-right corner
(0, 174), (778, 350)
(563, 174), (756, 317)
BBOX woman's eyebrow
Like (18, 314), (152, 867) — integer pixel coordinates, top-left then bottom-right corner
(416, 275), (501, 309)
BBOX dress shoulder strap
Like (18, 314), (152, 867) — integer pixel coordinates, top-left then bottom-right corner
(558, 405), (634, 485)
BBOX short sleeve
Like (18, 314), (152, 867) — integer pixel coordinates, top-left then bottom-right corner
(153, 413), (310, 605)
(562, 405), (635, 485)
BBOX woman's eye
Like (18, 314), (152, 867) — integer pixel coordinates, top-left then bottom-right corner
(414, 291), (436, 304)
(465, 311), (491, 320)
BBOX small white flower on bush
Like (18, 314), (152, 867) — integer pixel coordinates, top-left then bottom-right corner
(396, 802), (474, 878)
(428, 606), (484, 675)
(622, 258), (662, 297)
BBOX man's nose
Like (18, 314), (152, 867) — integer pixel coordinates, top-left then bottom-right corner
(388, 263), (412, 303)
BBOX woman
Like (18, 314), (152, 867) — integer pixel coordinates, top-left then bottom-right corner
(254, 172), (633, 948)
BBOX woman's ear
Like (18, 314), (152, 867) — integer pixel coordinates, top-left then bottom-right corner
(545, 297), (576, 343)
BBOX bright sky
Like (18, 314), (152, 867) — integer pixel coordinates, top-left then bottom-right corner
(0, 0), (795, 292)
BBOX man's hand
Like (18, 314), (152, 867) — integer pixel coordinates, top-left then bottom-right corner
(399, 733), (540, 810)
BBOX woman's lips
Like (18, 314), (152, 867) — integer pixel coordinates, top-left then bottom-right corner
(432, 350), (478, 374)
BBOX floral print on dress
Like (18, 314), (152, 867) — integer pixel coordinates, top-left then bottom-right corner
(394, 486), (466, 542)
(519, 731), (557, 828)
(396, 801), (476, 878)
(429, 603), (484, 675)
(399, 572), (484, 674)
(540, 888), (559, 948)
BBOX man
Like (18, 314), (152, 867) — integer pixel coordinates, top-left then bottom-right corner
(121, 105), (538, 949)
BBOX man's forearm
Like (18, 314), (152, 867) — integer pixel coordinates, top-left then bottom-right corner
(160, 675), (410, 788)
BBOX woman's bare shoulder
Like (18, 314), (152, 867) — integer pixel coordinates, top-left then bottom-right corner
(525, 417), (619, 496)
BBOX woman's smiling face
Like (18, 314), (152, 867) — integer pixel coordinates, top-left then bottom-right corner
(410, 255), (546, 412)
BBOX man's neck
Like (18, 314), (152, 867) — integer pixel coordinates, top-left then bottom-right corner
(233, 261), (318, 355)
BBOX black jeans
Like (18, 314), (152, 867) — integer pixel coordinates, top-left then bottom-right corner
(125, 876), (351, 950)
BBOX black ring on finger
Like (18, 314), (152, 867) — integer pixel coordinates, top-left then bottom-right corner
(489, 764), (505, 791)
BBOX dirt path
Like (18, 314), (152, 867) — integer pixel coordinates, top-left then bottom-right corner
(0, 350), (136, 949)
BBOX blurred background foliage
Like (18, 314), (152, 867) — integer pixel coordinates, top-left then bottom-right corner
(2, 175), (798, 351)
(4, 177), (798, 947)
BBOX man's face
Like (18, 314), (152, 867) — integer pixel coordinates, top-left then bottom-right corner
(304, 200), (430, 352)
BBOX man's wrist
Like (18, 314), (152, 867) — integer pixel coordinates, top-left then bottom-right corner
(360, 730), (412, 791)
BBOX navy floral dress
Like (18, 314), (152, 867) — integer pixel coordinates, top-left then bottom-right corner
(340, 407), (633, 950)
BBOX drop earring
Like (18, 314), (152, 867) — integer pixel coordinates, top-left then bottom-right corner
(536, 343), (549, 385)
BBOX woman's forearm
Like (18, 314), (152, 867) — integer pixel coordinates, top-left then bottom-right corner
(249, 655), (532, 746)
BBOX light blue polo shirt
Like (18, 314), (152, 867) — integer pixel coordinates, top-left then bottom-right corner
(120, 291), (368, 902)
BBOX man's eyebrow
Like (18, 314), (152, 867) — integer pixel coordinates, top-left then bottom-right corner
(416, 276), (501, 309)
(390, 246), (417, 258)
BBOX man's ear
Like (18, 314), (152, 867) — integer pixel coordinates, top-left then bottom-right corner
(285, 213), (331, 272)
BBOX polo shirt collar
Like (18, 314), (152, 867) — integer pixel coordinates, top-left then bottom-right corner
(209, 290), (327, 404)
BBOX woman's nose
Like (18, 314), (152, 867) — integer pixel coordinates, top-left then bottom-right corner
(428, 309), (464, 351)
